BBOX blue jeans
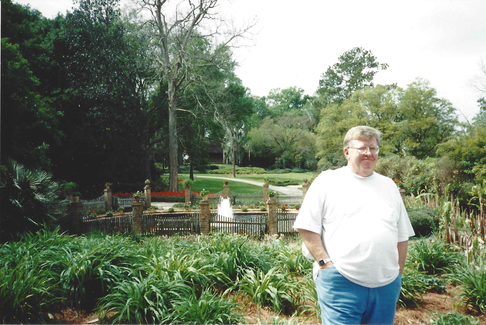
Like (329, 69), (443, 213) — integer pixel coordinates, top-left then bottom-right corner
(316, 266), (401, 325)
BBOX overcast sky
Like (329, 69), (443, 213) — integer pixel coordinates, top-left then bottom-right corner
(13, 0), (486, 122)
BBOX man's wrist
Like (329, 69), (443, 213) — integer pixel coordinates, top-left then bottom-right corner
(318, 258), (332, 268)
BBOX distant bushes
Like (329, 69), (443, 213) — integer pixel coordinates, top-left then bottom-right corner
(375, 154), (476, 206)
(208, 166), (267, 174)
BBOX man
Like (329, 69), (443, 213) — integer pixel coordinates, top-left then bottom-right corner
(294, 126), (414, 325)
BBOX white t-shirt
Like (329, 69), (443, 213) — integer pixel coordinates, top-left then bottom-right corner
(294, 167), (415, 288)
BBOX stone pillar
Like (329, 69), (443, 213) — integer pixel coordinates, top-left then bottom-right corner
(144, 179), (151, 208)
(199, 199), (210, 235)
(267, 195), (278, 235)
(104, 186), (112, 212)
(263, 181), (269, 201)
(185, 185), (191, 204)
(302, 181), (309, 200)
(68, 201), (84, 234)
(132, 199), (143, 235)
(223, 182), (229, 198)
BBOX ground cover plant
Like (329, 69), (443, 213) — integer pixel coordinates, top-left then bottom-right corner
(1, 211), (485, 324)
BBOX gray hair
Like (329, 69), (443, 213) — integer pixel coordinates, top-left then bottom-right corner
(343, 126), (382, 148)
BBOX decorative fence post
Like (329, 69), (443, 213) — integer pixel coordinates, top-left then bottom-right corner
(132, 198), (143, 235)
(68, 201), (84, 234)
(267, 195), (278, 235)
(302, 179), (309, 200)
(185, 185), (191, 204)
(263, 180), (269, 201)
(104, 185), (112, 212)
(223, 180), (229, 198)
(144, 179), (151, 208)
(199, 199), (210, 235)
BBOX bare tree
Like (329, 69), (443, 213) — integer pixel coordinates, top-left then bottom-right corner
(473, 58), (486, 95)
(134, 0), (255, 191)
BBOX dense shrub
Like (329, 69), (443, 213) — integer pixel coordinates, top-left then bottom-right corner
(268, 168), (293, 174)
(375, 155), (451, 196)
(208, 166), (267, 174)
(267, 179), (299, 186)
(407, 208), (439, 237)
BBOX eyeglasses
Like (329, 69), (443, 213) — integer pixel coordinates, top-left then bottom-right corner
(348, 146), (379, 154)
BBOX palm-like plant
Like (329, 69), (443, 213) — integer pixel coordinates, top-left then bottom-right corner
(0, 160), (64, 242)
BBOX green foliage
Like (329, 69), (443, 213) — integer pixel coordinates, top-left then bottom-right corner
(437, 125), (486, 185)
(430, 312), (480, 325)
(271, 239), (312, 275)
(247, 113), (317, 170)
(375, 155), (452, 196)
(407, 208), (439, 237)
(317, 47), (389, 105)
(97, 272), (190, 323)
(407, 238), (461, 275)
(315, 78), (458, 169)
(397, 78), (458, 159)
(398, 267), (427, 307)
(1, 2), (63, 170)
(449, 261), (486, 314)
(0, 229), (65, 322)
(266, 179), (299, 186)
(0, 160), (65, 242)
(264, 87), (313, 117)
(207, 166), (267, 174)
(238, 267), (301, 313)
(171, 289), (242, 324)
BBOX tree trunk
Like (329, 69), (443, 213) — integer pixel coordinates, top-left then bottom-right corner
(190, 160), (194, 181)
(168, 96), (179, 192)
(231, 132), (236, 178)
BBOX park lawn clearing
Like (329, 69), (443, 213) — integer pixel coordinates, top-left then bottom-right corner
(179, 172), (315, 194)
(178, 175), (262, 194)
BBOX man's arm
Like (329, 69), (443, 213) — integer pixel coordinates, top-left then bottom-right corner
(298, 228), (333, 269)
(397, 241), (408, 274)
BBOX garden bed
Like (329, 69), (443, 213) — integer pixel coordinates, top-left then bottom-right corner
(32, 288), (486, 324)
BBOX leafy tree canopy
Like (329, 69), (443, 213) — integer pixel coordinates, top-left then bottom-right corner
(315, 79), (458, 169)
(316, 47), (389, 106)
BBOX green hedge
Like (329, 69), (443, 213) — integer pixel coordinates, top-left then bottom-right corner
(407, 208), (439, 237)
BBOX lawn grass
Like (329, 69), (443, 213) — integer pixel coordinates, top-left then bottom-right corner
(178, 176), (262, 194)
(178, 172), (315, 194)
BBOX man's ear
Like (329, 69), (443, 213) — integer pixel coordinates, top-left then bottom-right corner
(343, 147), (349, 159)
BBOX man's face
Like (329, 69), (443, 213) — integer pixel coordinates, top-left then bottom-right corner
(344, 137), (379, 177)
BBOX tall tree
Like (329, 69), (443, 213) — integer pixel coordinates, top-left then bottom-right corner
(136, 0), (254, 191)
(55, 0), (155, 194)
(397, 78), (458, 159)
(316, 47), (389, 106)
(213, 82), (254, 177)
(265, 86), (313, 117)
(248, 113), (316, 169)
(315, 85), (400, 168)
(1, 0), (63, 170)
